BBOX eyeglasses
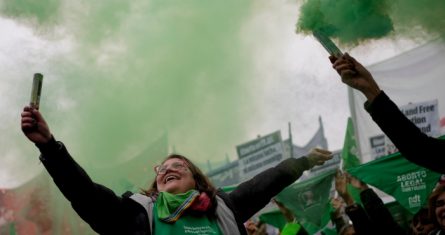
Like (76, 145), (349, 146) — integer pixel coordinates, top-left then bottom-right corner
(154, 161), (189, 175)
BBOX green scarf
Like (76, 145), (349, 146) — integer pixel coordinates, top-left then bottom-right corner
(156, 190), (200, 223)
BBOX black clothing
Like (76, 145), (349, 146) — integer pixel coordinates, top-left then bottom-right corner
(366, 91), (445, 173)
(345, 188), (405, 235)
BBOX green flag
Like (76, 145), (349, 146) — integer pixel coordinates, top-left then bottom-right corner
(348, 152), (440, 214)
(275, 169), (336, 234)
(342, 117), (362, 204)
(259, 210), (287, 230)
(342, 117), (360, 170)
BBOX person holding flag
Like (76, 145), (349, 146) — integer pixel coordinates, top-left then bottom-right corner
(330, 53), (445, 174)
(334, 170), (405, 235)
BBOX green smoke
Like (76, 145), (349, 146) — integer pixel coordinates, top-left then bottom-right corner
(2, 3), (258, 232)
(1, 0), (254, 188)
(297, 0), (393, 44)
(65, 1), (254, 167)
(391, 0), (445, 40)
(297, 0), (445, 44)
(0, 0), (61, 25)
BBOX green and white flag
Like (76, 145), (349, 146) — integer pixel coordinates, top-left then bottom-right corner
(348, 152), (440, 214)
(342, 117), (360, 170)
(275, 169), (336, 234)
(342, 117), (362, 204)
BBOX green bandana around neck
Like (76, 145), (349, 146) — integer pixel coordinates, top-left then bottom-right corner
(156, 190), (200, 223)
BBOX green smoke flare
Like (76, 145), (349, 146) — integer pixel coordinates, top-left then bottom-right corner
(297, 0), (445, 44)
(297, 0), (393, 44)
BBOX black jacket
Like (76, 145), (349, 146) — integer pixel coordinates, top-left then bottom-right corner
(345, 189), (405, 235)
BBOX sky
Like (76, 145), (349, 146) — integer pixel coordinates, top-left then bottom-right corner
(0, 0), (433, 189)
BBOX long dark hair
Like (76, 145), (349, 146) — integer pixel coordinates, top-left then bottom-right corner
(408, 207), (434, 235)
(428, 184), (445, 227)
(142, 154), (218, 216)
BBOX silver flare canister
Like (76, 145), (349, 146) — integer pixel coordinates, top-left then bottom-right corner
(30, 73), (43, 109)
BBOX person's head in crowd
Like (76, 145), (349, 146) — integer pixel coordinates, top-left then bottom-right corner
(339, 224), (355, 235)
(408, 207), (435, 235)
(144, 154), (218, 214)
(428, 184), (445, 231)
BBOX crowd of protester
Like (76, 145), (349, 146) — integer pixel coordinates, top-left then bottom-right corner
(239, 53), (445, 234)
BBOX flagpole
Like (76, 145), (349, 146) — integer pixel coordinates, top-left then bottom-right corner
(288, 122), (293, 158)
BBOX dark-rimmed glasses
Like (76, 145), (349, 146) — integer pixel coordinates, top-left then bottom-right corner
(154, 161), (189, 175)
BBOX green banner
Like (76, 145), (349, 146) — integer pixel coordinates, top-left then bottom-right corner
(348, 153), (440, 214)
(275, 169), (336, 234)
